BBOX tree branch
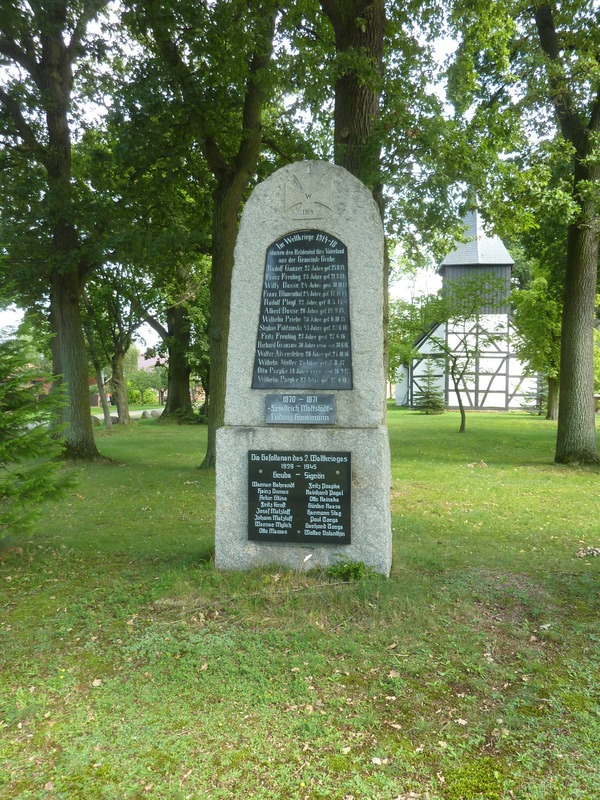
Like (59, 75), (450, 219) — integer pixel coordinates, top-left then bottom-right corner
(196, 128), (229, 178)
(141, 312), (168, 342)
(0, 88), (47, 162)
(233, 6), (277, 177)
(141, 0), (229, 177)
(261, 133), (312, 163)
(0, 37), (38, 77)
(533, 4), (586, 146)
(589, 89), (600, 133)
(68, 0), (108, 56)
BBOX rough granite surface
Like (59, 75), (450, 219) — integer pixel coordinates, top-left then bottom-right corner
(224, 160), (386, 429)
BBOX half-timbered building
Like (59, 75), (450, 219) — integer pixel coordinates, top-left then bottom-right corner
(395, 210), (539, 410)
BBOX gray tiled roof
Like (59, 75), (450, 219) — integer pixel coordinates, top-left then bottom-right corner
(439, 210), (514, 268)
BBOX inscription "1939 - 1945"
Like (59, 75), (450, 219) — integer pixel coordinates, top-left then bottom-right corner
(252, 230), (352, 390)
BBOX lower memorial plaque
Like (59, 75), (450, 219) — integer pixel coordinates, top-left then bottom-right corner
(248, 450), (351, 544)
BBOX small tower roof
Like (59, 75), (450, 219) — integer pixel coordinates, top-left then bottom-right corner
(439, 210), (514, 270)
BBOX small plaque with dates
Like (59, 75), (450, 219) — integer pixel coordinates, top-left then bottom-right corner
(265, 394), (335, 425)
(248, 450), (351, 544)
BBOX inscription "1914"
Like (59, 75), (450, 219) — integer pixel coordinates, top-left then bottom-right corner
(252, 230), (352, 390)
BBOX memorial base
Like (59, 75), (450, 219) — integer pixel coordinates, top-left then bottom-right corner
(215, 426), (391, 576)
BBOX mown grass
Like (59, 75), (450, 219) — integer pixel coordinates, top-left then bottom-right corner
(1, 409), (599, 799)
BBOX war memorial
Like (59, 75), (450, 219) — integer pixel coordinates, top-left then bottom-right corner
(215, 161), (391, 576)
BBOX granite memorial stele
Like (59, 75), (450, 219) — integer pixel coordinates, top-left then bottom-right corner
(215, 160), (392, 576)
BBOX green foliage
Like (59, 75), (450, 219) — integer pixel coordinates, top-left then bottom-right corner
(388, 295), (438, 377)
(166, 406), (207, 426)
(512, 276), (561, 380)
(324, 559), (376, 581)
(443, 757), (506, 800)
(446, 1), (594, 232)
(0, 338), (71, 540)
(520, 386), (545, 416)
(447, 1), (600, 463)
(126, 386), (158, 405)
(126, 367), (162, 405)
(388, 298), (421, 380)
(122, 345), (140, 374)
(279, 1), (468, 260)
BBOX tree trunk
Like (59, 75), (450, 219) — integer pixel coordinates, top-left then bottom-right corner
(449, 359), (467, 433)
(532, 6), (599, 463)
(45, 29), (99, 458)
(82, 298), (112, 430)
(546, 376), (559, 421)
(320, 0), (387, 394)
(320, 0), (385, 189)
(162, 305), (193, 418)
(43, 26), (97, 458)
(201, 178), (245, 467)
(95, 366), (112, 429)
(111, 352), (131, 424)
(555, 209), (599, 463)
(141, 2), (278, 466)
(45, 81), (99, 456)
(51, 271), (100, 458)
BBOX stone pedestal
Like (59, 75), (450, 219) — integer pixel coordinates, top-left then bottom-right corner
(217, 426), (391, 574)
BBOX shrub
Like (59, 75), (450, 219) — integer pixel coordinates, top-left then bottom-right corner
(413, 357), (445, 414)
(0, 338), (71, 540)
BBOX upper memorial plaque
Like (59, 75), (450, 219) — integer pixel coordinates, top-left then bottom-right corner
(252, 230), (352, 390)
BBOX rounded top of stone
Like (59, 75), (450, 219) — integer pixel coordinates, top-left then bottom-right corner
(263, 159), (369, 183)
(246, 160), (380, 227)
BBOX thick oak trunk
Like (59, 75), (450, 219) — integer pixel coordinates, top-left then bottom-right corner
(51, 271), (99, 458)
(162, 305), (193, 417)
(533, 5), (599, 463)
(320, 0), (385, 189)
(44, 27), (99, 459)
(198, 9), (277, 467)
(555, 214), (599, 462)
(202, 179), (245, 468)
(142, 3), (277, 466)
(320, 1), (387, 386)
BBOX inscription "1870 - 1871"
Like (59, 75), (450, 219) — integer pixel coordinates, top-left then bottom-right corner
(252, 230), (352, 390)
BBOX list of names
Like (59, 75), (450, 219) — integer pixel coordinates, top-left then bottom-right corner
(248, 450), (351, 544)
(252, 230), (352, 390)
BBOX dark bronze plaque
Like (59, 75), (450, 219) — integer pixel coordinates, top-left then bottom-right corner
(252, 230), (352, 390)
(248, 450), (351, 544)
(265, 394), (336, 425)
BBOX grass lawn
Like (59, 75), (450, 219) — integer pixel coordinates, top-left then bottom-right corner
(1, 408), (599, 799)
